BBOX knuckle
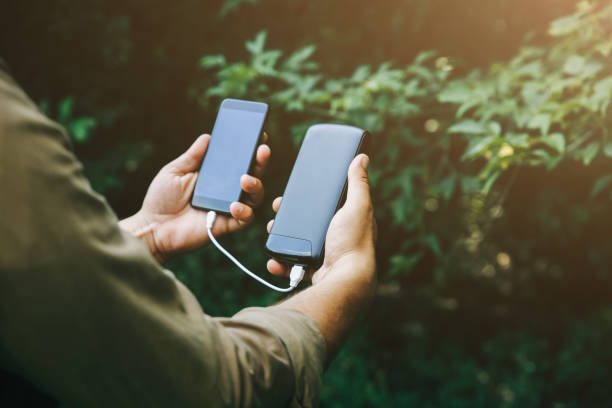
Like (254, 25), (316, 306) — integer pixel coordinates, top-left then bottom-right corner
(360, 174), (370, 185)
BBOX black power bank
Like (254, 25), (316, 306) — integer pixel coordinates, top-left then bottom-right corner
(266, 124), (369, 267)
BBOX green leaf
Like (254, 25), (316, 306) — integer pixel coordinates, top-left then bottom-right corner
(592, 76), (612, 114)
(505, 132), (530, 148)
(580, 61), (603, 79)
(448, 120), (487, 134)
(253, 49), (282, 74)
(521, 81), (547, 110)
(461, 176), (481, 193)
(546, 133), (565, 154)
(351, 65), (371, 82)
(530, 148), (562, 170)
(220, 0), (258, 16)
(411, 65), (434, 81)
(574, 142), (600, 165)
(246, 31), (267, 55)
(438, 176), (456, 200)
(516, 61), (543, 78)
(199, 55), (226, 68)
(462, 135), (497, 160)
(531, 149), (553, 162)
(488, 121), (502, 136)
(456, 100), (480, 118)
(283, 45), (316, 70)
(596, 40), (612, 57)
(482, 171), (501, 195)
(389, 252), (423, 276)
(591, 174), (612, 198)
(604, 140), (612, 158)
(527, 114), (551, 135)
(563, 55), (586, 76)
(391, 199), (408, 225)
(68, 117), (97, 143)
(438, 82), (473, 104)
(566, 132), (593, 153)
(549, 15), (581, 36)
(421, 235), (442, 257)
(58, 97), (74, 123)
(413, 50), (437, 65)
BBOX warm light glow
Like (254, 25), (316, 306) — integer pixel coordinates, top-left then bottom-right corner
(435, 56), (454, 72)
(497, 252), (511, 269)
(498, 144), (514, 158)
(480, 264), (496, 278)
(424, 198), (439, 212)
(424, 118), (440, 133)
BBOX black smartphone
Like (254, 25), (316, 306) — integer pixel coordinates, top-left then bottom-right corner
(191, 99), (268, 214)
(266, 124), (369, 267)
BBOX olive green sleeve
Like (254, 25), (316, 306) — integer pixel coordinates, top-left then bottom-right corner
(215, 307), (326, 408)
(0, 66), (326, 408)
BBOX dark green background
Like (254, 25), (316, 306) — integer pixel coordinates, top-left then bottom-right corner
(2, 1), (612, 407)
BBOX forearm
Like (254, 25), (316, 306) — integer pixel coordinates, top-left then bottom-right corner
(275, 259), (376, 363)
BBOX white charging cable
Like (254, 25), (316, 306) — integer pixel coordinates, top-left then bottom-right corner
(206, 211), (305, 293)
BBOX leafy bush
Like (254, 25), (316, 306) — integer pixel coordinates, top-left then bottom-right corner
(195, 2), (612, 406)
(200, 2), (612, 275)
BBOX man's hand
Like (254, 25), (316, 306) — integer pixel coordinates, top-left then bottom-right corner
(269, 154), (377, 361)
(120, 133), (271, 263)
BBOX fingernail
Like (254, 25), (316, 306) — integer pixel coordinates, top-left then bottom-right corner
(234, 204), (243, 214)
(251, 178), (257, 187)
(360, 155), (370, 169)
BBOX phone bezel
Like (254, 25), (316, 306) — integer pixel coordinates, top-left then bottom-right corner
(191, 98), (268, 215)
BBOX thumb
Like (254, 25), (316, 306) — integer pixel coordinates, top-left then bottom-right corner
(345, 154), (371, 212)
(170, 134), (211, 173)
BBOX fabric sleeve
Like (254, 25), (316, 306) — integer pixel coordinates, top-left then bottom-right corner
(0, 65), (326, 408)
(214, 307), (326, 408)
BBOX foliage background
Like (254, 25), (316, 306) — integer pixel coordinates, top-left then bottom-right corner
(3, 0), (612, 406)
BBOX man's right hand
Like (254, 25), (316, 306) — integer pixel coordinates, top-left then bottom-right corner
(269, 154), (377, 361)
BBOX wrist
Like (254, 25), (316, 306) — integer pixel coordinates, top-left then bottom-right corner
(278, 259), (376, 363)
(321, 261), (377, 304)
(119, 211), (165, 263)
(317, 252), (376, 288)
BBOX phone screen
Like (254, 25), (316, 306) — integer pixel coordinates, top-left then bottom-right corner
(192, 99), (267, 213)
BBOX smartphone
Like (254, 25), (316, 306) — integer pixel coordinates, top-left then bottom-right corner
(266, 124), (369, 267)
(191, 99), (268, 214)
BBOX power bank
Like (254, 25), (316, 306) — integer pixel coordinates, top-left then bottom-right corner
(266, 124), (369, 267)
